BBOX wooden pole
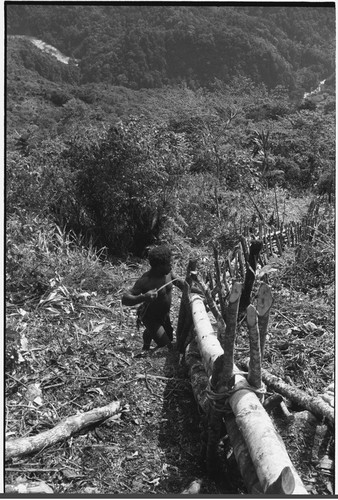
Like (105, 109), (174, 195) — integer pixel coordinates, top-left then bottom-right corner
(239, 240), (263, 314)
(176, 258), (197, 353)
(256, 282), (273, 358)
(176, 281), (192, 353)
(223, 282), (242, 382)
(247, 305), (262, 389)
(213, 244), (227, 321)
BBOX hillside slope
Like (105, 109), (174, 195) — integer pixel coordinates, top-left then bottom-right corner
(6, 4), (335, 91)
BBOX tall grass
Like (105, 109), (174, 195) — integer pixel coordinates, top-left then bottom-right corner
(6, 212), (119, 307)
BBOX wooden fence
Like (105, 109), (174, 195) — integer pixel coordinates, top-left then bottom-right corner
(176, 215), (333, 494)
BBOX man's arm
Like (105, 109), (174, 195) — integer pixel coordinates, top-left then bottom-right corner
(122, 276), (157, 306)
(122, 289), (157, 306)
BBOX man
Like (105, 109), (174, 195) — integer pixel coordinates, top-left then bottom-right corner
(122, 245), (185, 353)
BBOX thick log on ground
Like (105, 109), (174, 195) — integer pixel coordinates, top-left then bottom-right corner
(239, 364), (334, 428)
(224, 415), (262, 493)
(6, 400), (121, 459)
(186, 298), (307, 494)
(189, 293), (224, 378)
(185, 338), (261, 492)
(228, 371), (308, 494)
(185, 338), (209, 412)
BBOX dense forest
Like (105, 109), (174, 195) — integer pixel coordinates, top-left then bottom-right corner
(6, 4), (335, 92)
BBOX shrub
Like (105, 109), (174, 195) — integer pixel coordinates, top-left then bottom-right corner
(61, 118), (192, 256)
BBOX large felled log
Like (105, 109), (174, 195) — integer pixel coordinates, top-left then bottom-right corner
(228, 369), (308, 494)
(188, 295), (307, 494)
(185, 337), (260, 489)
(185, 338), (210, 412)
(224, 415), (262, 493)
(189, 294), (224, 378)
(185, 341), (293, 495)
(6, 400), (121, 459)
(238, 363), (334, 428)
(189, 293), (226, 474)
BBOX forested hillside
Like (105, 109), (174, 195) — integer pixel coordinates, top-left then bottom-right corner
(7, 4), (335, 92)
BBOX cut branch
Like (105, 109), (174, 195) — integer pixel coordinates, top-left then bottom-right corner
(6, 401), (121, 459)
(247, 305), (262, 389)
(256, 282), (273, 358)
(239, 361), (334, 427)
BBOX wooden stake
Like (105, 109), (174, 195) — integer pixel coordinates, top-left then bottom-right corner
(176, 281), (193, 353)
(240, 236), (249, 264)
(223, 282), (242, 382)
(247, 305), (262, 389)
(213, 244), (227, 321)
(256, 283), (273, 358)
(176, 258), (197, 352)
(239, 240), (263, 314)
(237, 244), (246, 280)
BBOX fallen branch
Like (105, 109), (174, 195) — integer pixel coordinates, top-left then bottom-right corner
(239, 361), (334, 427)
(6, 400), (121, 459)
